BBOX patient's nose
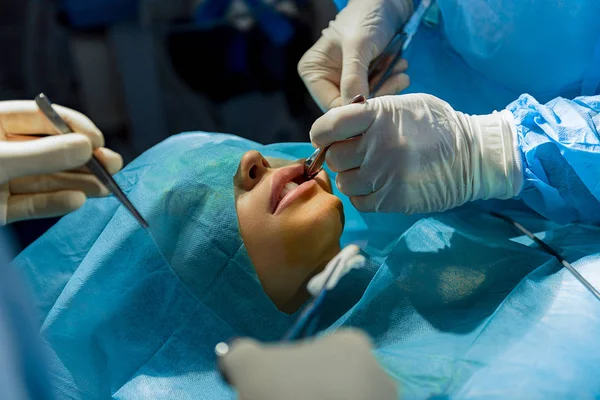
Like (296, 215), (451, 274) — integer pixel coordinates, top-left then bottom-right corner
(240, 150), (269, 191)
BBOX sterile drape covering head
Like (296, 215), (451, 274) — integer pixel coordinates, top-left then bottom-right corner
(13, 133), (303, 399)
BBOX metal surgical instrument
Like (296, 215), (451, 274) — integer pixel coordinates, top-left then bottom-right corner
(303, 0), (435, 180)
(35, 93), (149, 229)
(491, 212), (600, 302)
(304, 94), (367, 179)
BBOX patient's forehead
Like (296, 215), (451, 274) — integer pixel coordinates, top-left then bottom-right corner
(265, 156), (298, 168)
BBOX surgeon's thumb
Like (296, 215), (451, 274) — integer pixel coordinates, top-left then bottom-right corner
(340, 38), (372, 105)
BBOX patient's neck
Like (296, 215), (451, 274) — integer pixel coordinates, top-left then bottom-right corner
(275, 252), (338, 314)
(279, 287), (310, 314)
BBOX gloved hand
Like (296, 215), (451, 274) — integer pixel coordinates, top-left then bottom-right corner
(310, 94), (524, 214)
(298, 0), (413, 111)
(0, 101), (123, 225)
(218, 329), (398, 400)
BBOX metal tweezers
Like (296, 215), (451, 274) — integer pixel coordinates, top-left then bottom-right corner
(35, 93), (149, 229)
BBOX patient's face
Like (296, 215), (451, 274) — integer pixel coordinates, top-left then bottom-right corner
(234, 150), (343, 312)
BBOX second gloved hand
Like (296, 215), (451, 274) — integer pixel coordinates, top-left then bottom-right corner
(298, 0), (412, 111)
(218, 329), (398, 400)
(0, 101), (123, 225)
(310, 94), (523, 214)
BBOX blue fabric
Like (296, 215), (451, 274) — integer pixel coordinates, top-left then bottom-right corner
(13, 133), (306, 399)
(508, 95), (600, 225)
(333, 0), (600, 114)
(0, 229), (54, 400)
(332, 205), (600, 399)
(13, 133), (600, 398)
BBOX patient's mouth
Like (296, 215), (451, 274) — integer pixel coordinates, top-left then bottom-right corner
(274, 179), (317, 215)
(280, 181), (300, 199)
(271, 166), (317, 214)
(279, 175), (309, 199)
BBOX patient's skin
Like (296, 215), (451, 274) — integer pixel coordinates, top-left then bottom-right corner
(234, 151), (344, 313)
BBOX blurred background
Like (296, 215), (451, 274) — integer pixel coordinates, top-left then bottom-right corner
(1, 0), (337, 250)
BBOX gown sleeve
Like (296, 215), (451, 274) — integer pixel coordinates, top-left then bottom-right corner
(508, 94), (600, 224)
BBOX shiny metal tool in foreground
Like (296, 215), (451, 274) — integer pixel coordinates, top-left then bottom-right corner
(35, 93), (149, 229)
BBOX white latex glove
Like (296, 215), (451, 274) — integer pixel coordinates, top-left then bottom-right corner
(0, 101), (123, 225)
(298, 0), (413, 111)
(218, 329), (398, 400)
(310, 94), (523, 214)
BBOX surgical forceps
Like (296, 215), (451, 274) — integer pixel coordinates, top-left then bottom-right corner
(304, 93), (368, 180)
(35, 93), (149, 229)
(304, 0), (435, 180)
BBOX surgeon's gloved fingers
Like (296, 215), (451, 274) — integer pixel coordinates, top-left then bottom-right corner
(340, 39), (373, 105)
(72, 147), (124, 175)
(0, 100), (104, 148)
(298, 36), (343, 112)
(336, 169), (373, 197)
(368, 58), (408, 89)
(217, 338), (264, 392)
(6, 190), (86, 223)
(372, 72), (410, 98)
(310, 102), (376, 148)
(0, 134), (93, 182)
(325, 137), (366, 172)
(10, 172), (110, 198)
(350, 192), (381, 213)
(220, 330), (398, 400)
(309, 80), (343, 113)
(94, 147), (123, 174)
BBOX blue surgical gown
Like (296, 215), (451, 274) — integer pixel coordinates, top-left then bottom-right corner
(333, 0), (600, 114)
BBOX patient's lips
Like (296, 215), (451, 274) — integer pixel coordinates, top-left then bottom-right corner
(280, 181), (299, 198)
(271, 164), (318, 215)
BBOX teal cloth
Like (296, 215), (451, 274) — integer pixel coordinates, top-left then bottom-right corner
(13, 133), (600, 399)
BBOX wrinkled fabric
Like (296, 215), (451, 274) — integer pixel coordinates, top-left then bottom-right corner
(333, 0), (600, 114)
(0, 229), (54, 400)
(13, 133), (600, 399)
(13, 133), (309, 399)
(333, 205), (600, 399)
(508, 95), (600, 225)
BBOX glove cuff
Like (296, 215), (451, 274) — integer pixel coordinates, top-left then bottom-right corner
(468, 110), (523, 202)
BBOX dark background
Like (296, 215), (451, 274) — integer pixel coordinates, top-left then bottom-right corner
(0, 0), (337, 250)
